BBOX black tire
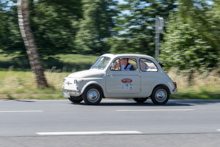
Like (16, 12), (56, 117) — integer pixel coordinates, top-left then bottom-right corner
(151, 86), (170, 105)
(133, 98), (148, 103)
(68, 96), (83, 103)
(82, 85), (102, 105)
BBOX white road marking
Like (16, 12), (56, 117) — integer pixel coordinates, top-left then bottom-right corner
(116, 109), (194, 112)
(37, 131), (142, 136)
(0, 110), (43, 113)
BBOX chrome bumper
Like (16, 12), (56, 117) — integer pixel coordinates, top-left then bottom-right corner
(173, 88), (178, 93)
(62, 89), (82, 96)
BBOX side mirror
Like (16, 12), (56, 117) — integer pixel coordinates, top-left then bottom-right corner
(159, 62), (164, 68)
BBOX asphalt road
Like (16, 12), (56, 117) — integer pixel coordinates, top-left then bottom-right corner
(0, 99), (220, 147)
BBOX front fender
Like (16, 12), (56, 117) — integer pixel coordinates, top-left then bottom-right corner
(81, 81), (104, 95)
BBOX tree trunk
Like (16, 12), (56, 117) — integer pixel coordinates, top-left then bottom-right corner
(17, 0), (48, 88)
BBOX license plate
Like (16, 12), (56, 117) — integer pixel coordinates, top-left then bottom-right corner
(63, 92), (70, 98)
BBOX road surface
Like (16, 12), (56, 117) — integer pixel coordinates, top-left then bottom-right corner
(0, 99), (220, 147)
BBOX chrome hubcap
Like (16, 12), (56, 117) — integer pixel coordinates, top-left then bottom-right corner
(87, 89), (100, 102)
(155, 89), (167, 102)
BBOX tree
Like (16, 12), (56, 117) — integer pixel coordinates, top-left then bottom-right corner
(107, 0), (177, 56)
(160, 0), (220, 70)
(29, 0), (83, 56)
(75, 0), (118, 55)
(1, 0), (118, 58)
(1, 0), (83, 59)
(160, 13), (215, 70)
(17, 0), (48, 88)
(0, 0), (26, 56)
(179, 0), (220, 67)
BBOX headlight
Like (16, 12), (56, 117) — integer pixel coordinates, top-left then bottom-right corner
(63, 78), (66, 83)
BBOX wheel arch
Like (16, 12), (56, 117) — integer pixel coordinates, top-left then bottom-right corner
(81, 81), (105, 98)
(150, 84), (171, 97)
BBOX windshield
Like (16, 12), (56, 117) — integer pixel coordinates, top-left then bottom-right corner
(91, 56), (111, 70)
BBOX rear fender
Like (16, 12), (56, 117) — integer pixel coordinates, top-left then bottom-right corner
(149, 82), (173, 96)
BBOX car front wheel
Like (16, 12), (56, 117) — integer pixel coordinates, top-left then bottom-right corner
(82, 85), (102, 105)
(151, 86), (169, 105)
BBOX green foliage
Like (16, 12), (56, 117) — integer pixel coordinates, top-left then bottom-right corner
(107, 0), (177, 56)
(179, 0), (220, 59)
(0, 0), (82, 58)
(0, 0), (84, 58)
(1, 0), (219, 72)
(0, 0), (118, 57)
(160, 13), (216, 70)
(0, 0), (26, 56)
(160, 1), (220, 70)
(29, 0), (83, 56)
(75, 0), (118, 55)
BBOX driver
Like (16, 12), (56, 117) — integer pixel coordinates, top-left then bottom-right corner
(121, 58), (135, 71)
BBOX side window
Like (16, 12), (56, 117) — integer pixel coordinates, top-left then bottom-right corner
(110, 59), (121, 71)
(139, 58), (158, 72)
(110, 58), (137, 71)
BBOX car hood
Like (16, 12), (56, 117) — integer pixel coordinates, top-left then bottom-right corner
(68, 70), (105, 78)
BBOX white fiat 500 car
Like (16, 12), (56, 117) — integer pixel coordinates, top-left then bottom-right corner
(62, 54), (177, 105)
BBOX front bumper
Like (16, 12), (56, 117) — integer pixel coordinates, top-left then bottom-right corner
(62, 89), (82, 97)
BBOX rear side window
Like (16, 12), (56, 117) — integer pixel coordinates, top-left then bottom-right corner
(139, 58), (158, 72)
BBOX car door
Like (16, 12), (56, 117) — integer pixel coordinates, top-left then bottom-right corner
(105, 57), (141, 94)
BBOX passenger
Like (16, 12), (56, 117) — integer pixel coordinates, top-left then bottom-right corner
(121, 58), (135, 71)
(111, 59), (120, 70)
(115, 59), (120, 70)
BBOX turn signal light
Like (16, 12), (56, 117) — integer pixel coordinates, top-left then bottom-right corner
(174, 82), (177, 88)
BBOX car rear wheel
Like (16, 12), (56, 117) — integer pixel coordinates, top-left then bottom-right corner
(151, 86), (169, 105)
(82, 85), (102, 105)
(133, 98), (148, 103)
(68, 96), (83, 103)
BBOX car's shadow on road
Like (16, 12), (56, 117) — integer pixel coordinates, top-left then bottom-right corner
(97, 102), (191, 107)
(71, 99), (220, 107)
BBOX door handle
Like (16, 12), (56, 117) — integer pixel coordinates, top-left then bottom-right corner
(106, 74), (110, 76)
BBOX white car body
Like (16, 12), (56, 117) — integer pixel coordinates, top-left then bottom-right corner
(62, 54), (177, 104)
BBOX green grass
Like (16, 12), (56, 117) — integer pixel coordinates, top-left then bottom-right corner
(0, 54), (99, 71)
(0, 70), (219, 100)
(171, 92), (220, 99)
(0, 70), (69, 100)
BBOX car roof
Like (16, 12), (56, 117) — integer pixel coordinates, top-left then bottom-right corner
(102, 53), (155, 60)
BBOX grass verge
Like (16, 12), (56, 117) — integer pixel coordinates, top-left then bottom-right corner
(171, 92), (220, 99)
(0, 70), (69, 100)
